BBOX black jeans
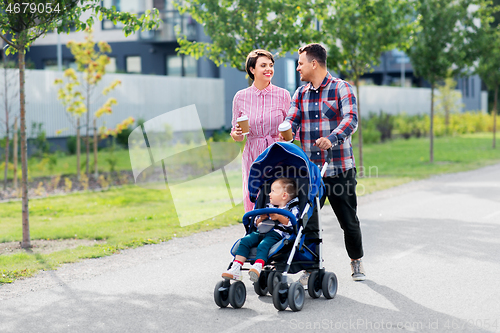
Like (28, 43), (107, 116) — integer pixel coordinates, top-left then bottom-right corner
(307, 168), (364, 260)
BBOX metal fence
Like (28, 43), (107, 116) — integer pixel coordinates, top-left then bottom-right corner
(0, 69), (225, 139)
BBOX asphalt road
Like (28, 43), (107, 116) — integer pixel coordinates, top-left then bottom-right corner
(1, 163), (499, 333)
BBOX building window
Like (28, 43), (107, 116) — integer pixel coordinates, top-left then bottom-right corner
(184, 56), (197, 77)
(106, 57), (117, 73)
(462, 78), (469, 98)
(126, 56), (141, 73)
(471, 77), (474, 98)
(285, 58), (297, 94)
(166, 54), (197, 77)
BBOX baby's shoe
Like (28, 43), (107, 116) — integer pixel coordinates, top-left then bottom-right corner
(249, 262), (263, 282)
(222, 263), (242, 281)
(298, 271), (311, 290)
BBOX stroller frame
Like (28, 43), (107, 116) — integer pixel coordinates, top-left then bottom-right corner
(214, 142), (338, 311)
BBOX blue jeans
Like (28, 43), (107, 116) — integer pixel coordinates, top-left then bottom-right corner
(236, 231), (283, 262)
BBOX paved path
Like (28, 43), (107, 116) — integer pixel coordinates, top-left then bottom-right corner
(1, 164), (500, 333)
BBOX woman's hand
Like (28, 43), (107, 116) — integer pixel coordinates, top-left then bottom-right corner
(231, 123), (245, 142)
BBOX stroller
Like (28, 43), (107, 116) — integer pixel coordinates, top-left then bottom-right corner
(214, 142), (338, 312)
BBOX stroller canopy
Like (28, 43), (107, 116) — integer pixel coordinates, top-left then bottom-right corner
(248, 142), (324, 204)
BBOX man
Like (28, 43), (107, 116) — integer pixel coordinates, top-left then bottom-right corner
(283, 43), (365, 281)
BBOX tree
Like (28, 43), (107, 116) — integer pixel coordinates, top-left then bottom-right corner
(1, 47), (18, 190)
(406, 0), (479, 162)
(175, 0), (321, 74)
(474, 1), (500, 148)
(0, 0), (160, 248)
(318, 0), (415, 176)
(55, 30), (122, 179)
(435, 75), (464, 134)
(54, 67), (85, 178)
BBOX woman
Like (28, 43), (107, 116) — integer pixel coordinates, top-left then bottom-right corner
(231, 49), (291, 212)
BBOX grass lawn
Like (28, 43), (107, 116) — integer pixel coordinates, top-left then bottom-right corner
(1, 132), (499, 284)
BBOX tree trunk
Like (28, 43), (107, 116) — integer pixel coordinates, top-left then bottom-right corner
(93, 118), (98, 179)
(430, 85), (435, 163)
(13, 117), (18, 190)
(494, 86), (498, 149)
(3, 55), (9, 191)
(355, 79), (364, 177)
(77, 117), (81, 180)
(85, 83), (90, 177)
(19, 43), (31, 249)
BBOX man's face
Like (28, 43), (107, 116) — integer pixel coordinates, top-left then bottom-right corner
(297, 52), (313, 82)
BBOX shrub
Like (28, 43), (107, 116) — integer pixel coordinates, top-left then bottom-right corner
(353, 118), (381, 144)
(371, 111), (394, 141)
(67, 136), (84, 155)
(212, 127), (232, 142)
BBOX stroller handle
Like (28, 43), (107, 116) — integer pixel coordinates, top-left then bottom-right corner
(320, 148), (334, 177)
(242, 208), (298, 228)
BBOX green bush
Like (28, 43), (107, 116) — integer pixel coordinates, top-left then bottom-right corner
(371, 111), (394, 141)
(212, 127), (232, 142)
(393, 113), (429, 139)
(353, 118), (381, 144)
(67, 136), (80, 155)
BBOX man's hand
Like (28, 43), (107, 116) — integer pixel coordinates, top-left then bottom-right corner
(314, 137), (333, 150)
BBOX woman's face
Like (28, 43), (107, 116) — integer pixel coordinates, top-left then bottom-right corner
(251, 56), (274, 83)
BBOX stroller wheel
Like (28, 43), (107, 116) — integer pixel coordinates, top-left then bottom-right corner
(267, 271), (282, 296)
(307, 271), (322, 298)
(322, 272), (338, 299)
(288, 282), (305, 312)
(272, 283), (289, 311)
(253, 270), (269, 296)
(228, 281), (246, 308)
(214, 280), (230, 308)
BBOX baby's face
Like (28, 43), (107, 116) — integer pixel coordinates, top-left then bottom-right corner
(269, 181), (287, 207)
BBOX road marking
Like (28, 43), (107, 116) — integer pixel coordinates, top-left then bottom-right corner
(483, 211), (500, 220)
(392, 244), (427, 259)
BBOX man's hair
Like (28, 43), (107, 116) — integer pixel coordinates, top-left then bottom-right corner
(275, 178), (297, 200)
(298, 43), (327, 68)
(245, 49), (275, 81)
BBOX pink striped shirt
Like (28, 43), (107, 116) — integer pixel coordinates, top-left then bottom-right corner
(232, 83), (291, 212)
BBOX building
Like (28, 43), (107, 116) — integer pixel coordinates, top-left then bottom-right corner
(6, 0), (487, 132)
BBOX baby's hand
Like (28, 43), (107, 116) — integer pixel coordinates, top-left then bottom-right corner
(256, 214), (268, 225)
(269, 213), (278, 221)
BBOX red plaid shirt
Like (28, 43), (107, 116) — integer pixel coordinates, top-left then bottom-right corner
(286, 72), (358, 176)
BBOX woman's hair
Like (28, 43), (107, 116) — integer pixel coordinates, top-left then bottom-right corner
(245, 49), (275, 81)
(275, 178), (297, 200)
(298, 43), (327, 68)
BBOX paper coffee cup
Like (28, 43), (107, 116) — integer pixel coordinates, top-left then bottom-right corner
(237, 115), (249, 135)
(279, 121), (293, 142)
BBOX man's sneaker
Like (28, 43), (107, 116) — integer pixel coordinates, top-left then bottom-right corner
(248, 262), (263, 282)
(298, 271), (311, 290)
(222, 264), (243, 281)
(351, 259), (366, 281)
